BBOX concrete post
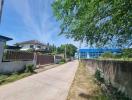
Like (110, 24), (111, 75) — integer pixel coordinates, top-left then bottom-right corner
(0, 41), (4, 63)
(33, 52), (37, 68)
(54, 55), (56, 64)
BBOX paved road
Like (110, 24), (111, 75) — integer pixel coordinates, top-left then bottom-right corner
(0, 60), (78, 100)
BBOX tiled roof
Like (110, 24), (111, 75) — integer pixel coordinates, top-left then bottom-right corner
(0, 35), (13, 41)
(17, 40), (46, 46)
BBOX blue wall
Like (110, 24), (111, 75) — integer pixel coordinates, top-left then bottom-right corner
(78, 48), (122, 59)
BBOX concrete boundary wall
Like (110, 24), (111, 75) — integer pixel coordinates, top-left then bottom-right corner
(0, 61), (33, 74)
(82, 59), (132, 98)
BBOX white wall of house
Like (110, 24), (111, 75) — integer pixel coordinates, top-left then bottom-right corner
(0, 61), (33, 74)
(20, 44), (30, 51)
(0, 41), (4, 63)
(20, 44), (47, 51)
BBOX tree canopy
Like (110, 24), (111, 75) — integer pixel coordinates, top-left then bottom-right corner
(52, 0), (132, 48)
(57, 44), (77, 57)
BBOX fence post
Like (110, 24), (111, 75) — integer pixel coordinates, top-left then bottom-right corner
(54, 55), (56, 64)
(33, 52), (37, 68)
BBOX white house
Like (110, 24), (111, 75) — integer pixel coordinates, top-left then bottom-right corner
(16, 40), (48, 51)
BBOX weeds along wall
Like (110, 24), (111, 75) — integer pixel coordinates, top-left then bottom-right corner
(82, 59), (132, 99)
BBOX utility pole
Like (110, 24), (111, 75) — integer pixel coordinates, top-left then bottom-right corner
(78, 40), (82, 60)
(64, 44), (67, 61)
(0, 0), (4, 23)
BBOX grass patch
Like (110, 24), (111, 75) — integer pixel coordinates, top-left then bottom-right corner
(67, 62), (108, 100)
(0, 72), (33, 85)
(97, 58), (132, 61)
(59, 61), (65, 64)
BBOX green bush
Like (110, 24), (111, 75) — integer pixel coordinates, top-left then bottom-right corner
(101, 52), (115, 58)
(25, 64), (34, 73)
(61, 59), (66, 63)
(59, 62), (65, 64)
(58, 59), (66, 64)
(95, 69), (104, 83)
(122, 49), (132, 58)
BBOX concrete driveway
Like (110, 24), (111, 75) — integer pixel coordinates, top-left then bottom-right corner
(0, 60), (78, 100)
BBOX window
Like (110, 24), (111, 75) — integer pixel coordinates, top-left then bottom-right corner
(30, 45), (34, 49)
(37, 45), (41, 49)
(80, 52), (87, 59)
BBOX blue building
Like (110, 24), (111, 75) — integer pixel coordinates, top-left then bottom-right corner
(77, 48), (122, 59)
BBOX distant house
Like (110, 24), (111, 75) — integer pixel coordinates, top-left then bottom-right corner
(16, 40), (48, 51)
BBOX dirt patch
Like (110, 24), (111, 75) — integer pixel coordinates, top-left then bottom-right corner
(67, 62), (108, 100)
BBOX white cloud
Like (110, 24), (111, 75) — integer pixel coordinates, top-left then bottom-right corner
(6, 0), (80, 47)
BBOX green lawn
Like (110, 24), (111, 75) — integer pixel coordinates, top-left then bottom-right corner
(0, 72), (33, 85)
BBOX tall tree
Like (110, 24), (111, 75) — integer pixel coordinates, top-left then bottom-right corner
(48, 44), (57, 54)
(52, 0), (132, 48)
(58, 44), (77, 57)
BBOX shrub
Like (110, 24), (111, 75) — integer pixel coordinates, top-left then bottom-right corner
(101, 52), (115, 58)
(58, 59), (66, 64)
(25, 64), (34, 73)
(95, 69), (104, 83)
(59, 62), (65, 64)
(61, 59), (66, 63)
(122, 49), (132, 58)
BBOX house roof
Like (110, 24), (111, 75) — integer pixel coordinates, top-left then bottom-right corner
(0, 35), (13, 41)
(6, 45), (21, 49)
(16, 40), (46, 46)
(79, 48), (122, 53)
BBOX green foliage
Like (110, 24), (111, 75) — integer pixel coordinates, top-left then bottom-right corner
(100, 49), (132, 60)
(59, 59), (66, 64)
(57, 44), (77, 57)
(52, 0), (132, 47)
(101, 52), (115, 58)
(95, 70), (130, 100)
(122, 48), (132, 58)
(59, 61), (65, 64)
(61, 58), (66, 62)
(25, 64), (34, 73)
(48, 44), (57, 54)
(27, 49), (34, 52)
(95, 69), (104, 83)
(0, 73), (32, 85)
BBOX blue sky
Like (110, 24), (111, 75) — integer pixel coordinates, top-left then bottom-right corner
(0, 0), (81, 47)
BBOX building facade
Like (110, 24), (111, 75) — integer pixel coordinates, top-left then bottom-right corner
(78, 48), (122, 59)
(16, 40), (48, 51)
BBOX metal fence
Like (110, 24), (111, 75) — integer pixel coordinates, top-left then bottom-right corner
(3, 50), (34, 61)
(3, 50), (62, 65)
(37, 54), (54, 65)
